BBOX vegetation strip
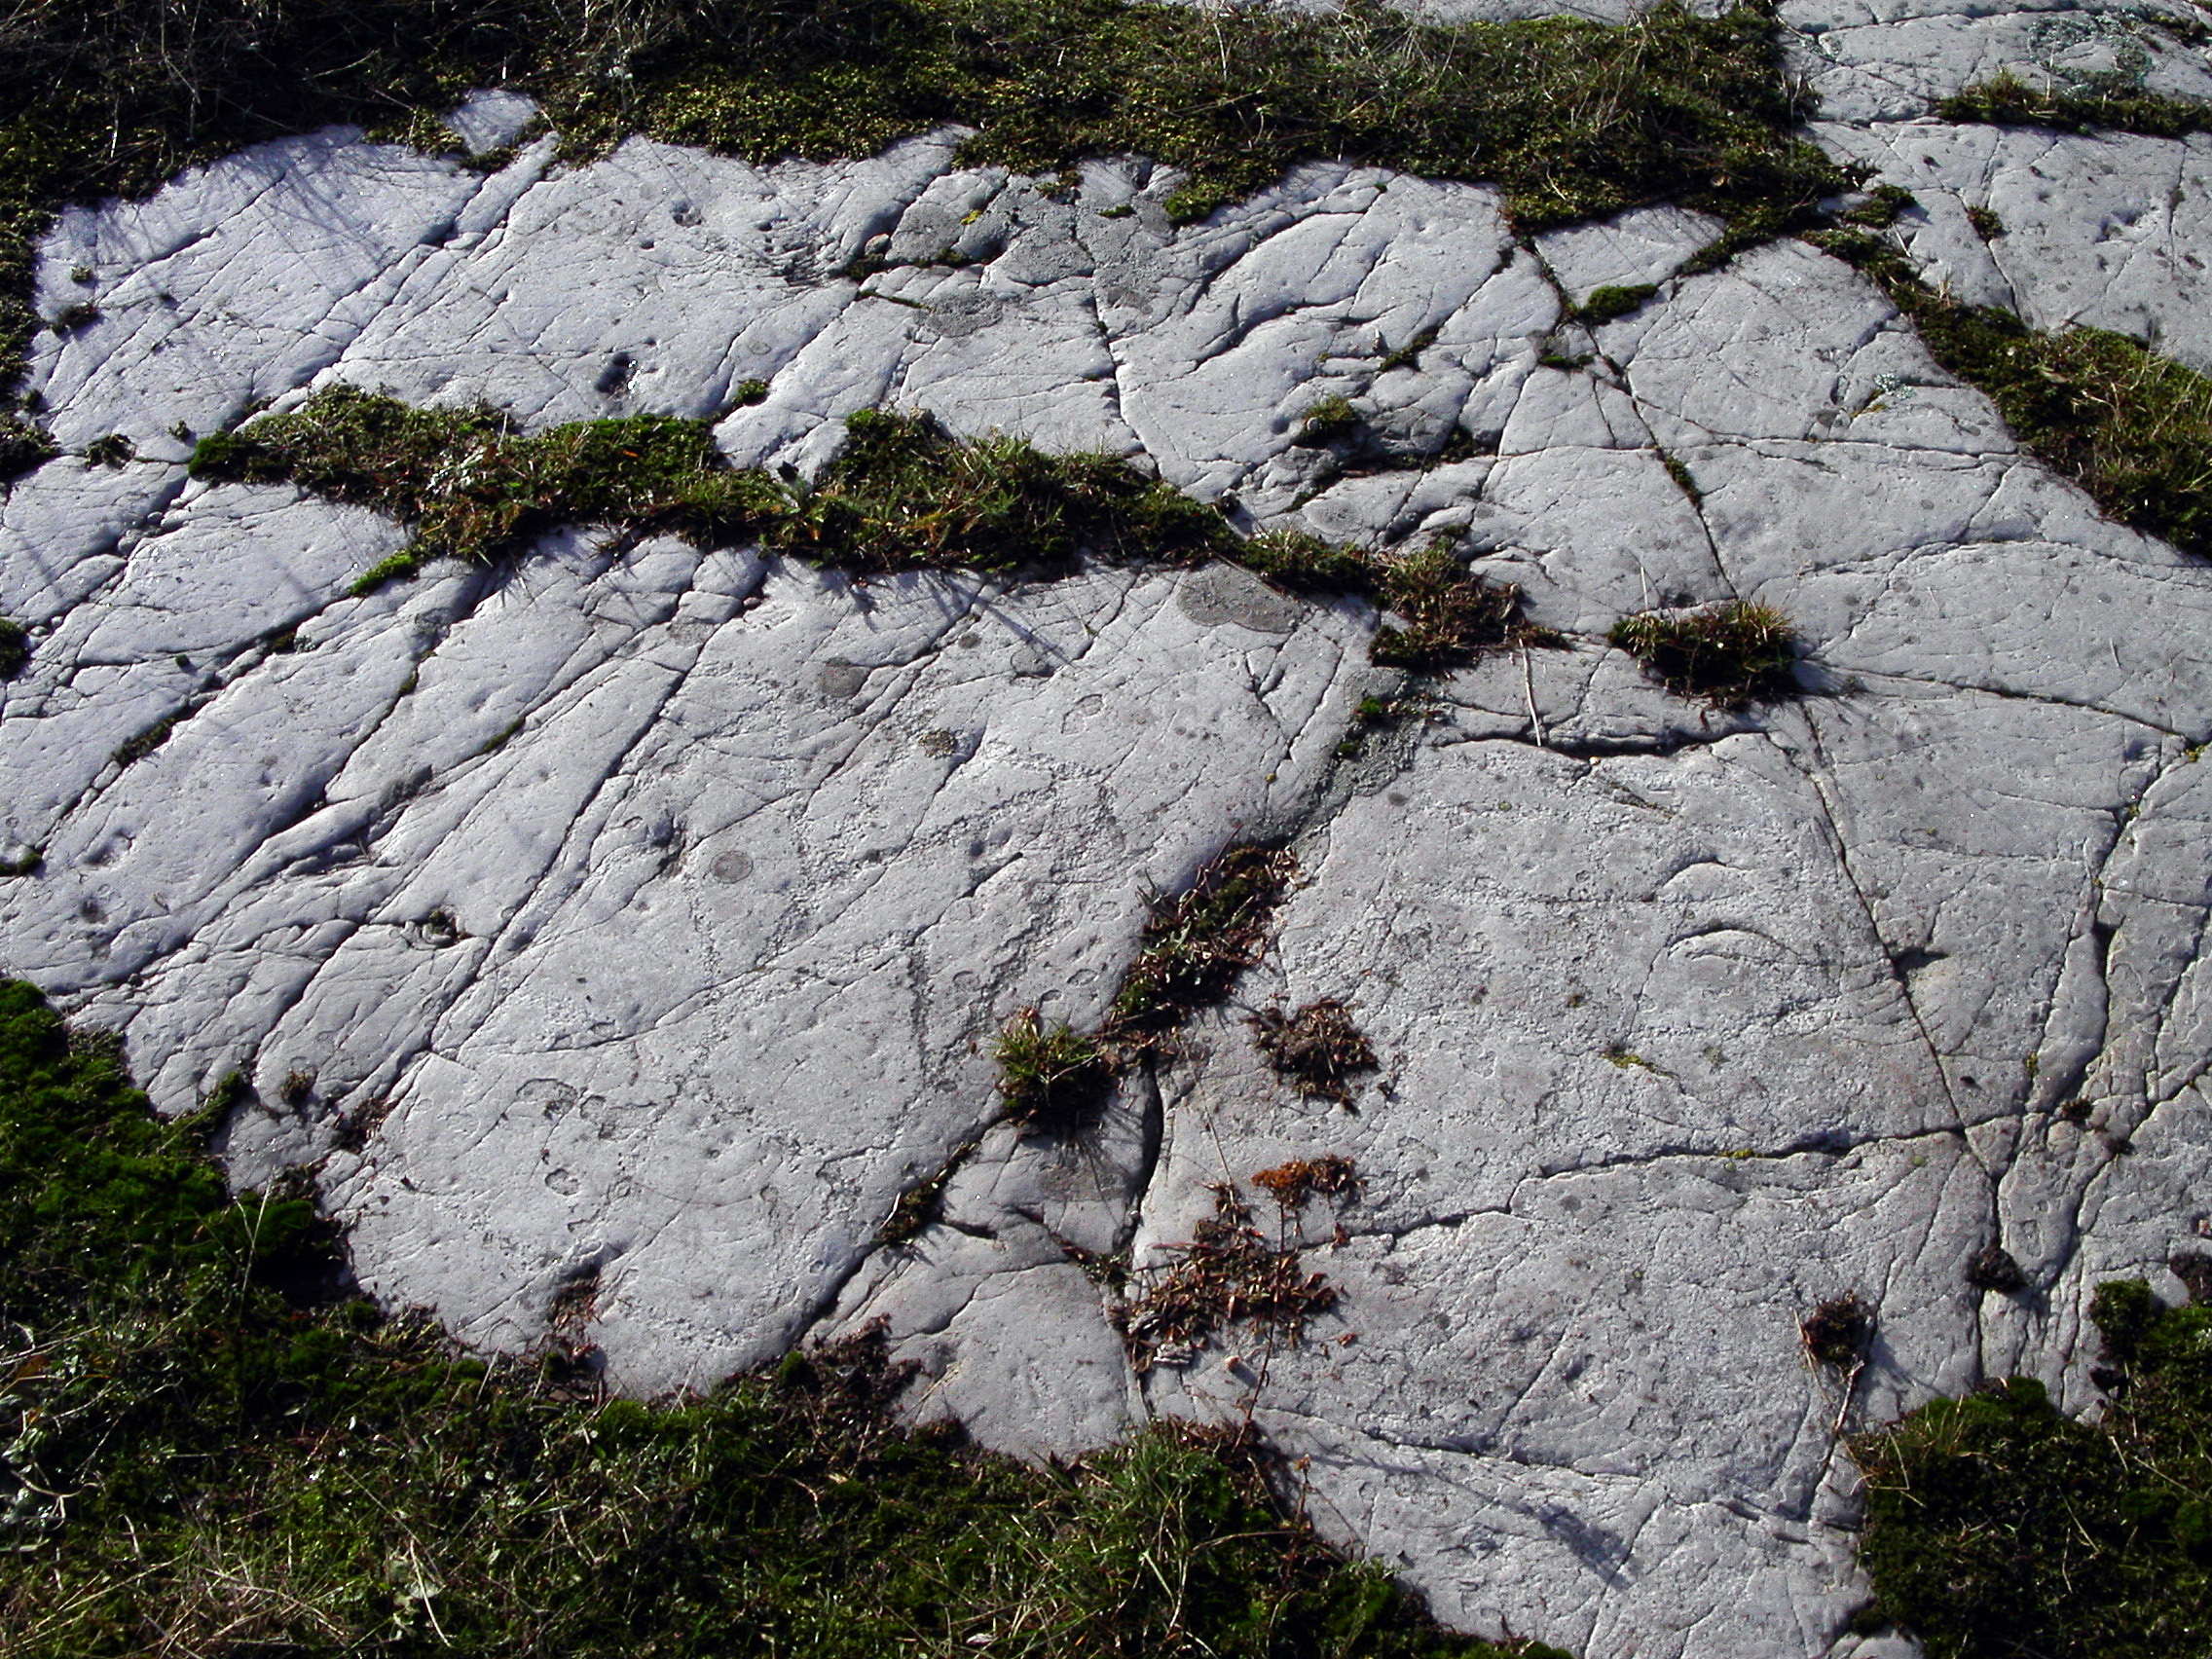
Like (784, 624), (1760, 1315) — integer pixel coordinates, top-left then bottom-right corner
(1852, 1274), (2212, 1656)
(987, 843), (1299, 1138)
(0, 975), (1566, 1657)
(1811, 225), (2212, 558)
(189, 387), (1538, 677)
(1936, 71), (2212, 139)
(0, 0), (1839, 411)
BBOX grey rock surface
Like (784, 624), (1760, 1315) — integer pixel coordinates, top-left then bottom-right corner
(1783, 0), (2212, 124)
(1820, 117), (2212, 369)
(8, 7), (2212, 1653)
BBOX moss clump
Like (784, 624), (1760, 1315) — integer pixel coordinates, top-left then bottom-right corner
(1609, 599), (1797, 706)
(0, 1), (1842, 397)
(1800, 1292), (1872, 1369)
(0, 975), (1567, 1658)
(1294, 393), (1360, 445)
(1814, 226), (2212, 559)
(1936, 70), (2212, 139)
(1568, 283), (1657, 324)
(992, 1008), (1113, 1131)
(0, 617), (27, 679)
(1852, 1277), (2212, 1657)
(0, 412), (55, 482)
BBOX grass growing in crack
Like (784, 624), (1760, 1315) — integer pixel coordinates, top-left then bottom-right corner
(875, 1132), (980, 1247)
(110, 708), (186, 766)
(190, 390), (1227, 593)
(992, 843), (1309, 1136)
(1851, 1277), (2212, 1657)
(191, 387), (774, 591)
(1251, 1002), (1379, 1104)
(0, 975), (1567, 1658)
(794, 405), (1230, 571)
(0, 0), (1842, 426)
(1249, 532), (1533, 676)
(1839, 183), (1916, 230)
(992, 1009), (1112, 1133)
(1609, 600), (1797, 706)
(194, 388), (1536, 683)
(1369, 543), (1546, 674)
(1105, 844), (1299, 1042)
(1936, 70), (2212, 139)
(1657, 450), (1702, 503)
(1814, 224), (2212, 559)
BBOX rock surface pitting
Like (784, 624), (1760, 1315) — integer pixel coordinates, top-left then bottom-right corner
(8, 6), (2212, 1656)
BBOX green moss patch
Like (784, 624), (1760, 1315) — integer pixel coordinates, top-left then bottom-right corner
(0, 975), (1567, 1657)
(992, 1008), (1113, 1132)
(1853, 1277), (2212, 1657)
(1814, 227), (2212, 559)
(1567, 283), (1657, 325)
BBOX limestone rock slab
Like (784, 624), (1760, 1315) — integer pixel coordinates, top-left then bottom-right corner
(7, 55), (2212, 1659)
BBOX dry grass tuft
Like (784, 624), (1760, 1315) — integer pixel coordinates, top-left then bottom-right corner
(1250, 1002), (1378, 1103)
(1120, 1186), (1341, 1372)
